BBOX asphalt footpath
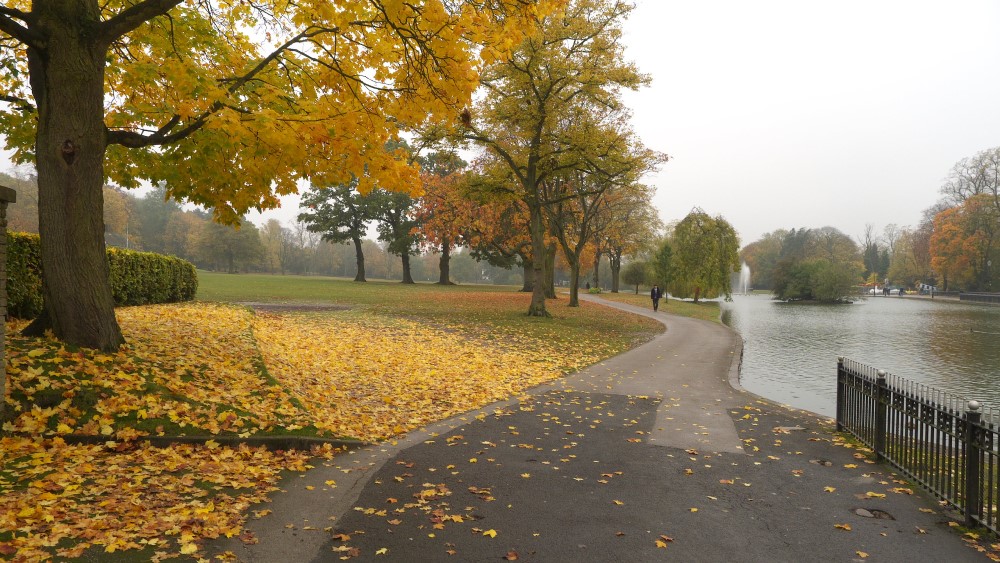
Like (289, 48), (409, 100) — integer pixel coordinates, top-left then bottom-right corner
(209, 295), (986, 562)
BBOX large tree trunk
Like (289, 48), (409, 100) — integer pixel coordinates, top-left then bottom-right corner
(437, 238), (454, 285)
(520, 260), (533, 292)
(352, 236), (366, 282)
(400, 253), (415, 284)
(526, 201), (548, 316)
(24, 7), (124, 350)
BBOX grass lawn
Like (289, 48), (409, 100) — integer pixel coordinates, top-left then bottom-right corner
(0, 273), (721, 560)
(594, 289), (724, 324)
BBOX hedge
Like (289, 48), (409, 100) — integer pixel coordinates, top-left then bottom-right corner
(6, 232), (198, 319)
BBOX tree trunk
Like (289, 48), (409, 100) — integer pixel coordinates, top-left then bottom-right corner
(352, 236), (366, 282)
(24, 8), (124, 350)
(437, 238), (454, 285)
(526, 202), (548, 316)
(400, 253), (415, 284)
(694, 286), (701, 303)
(544, 242), (556, 299)
(592, 251), (601, 289)
(609, 252), (622, 293)
(521, 260), (533, 292)
(568, 260), (580, 307)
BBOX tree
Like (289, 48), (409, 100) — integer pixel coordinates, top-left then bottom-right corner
(259, 219), (286, 274)
(622, 260), (649, 294)
(459, 0), (658, 317)
(941, 147), (1000, 213)
(770, 228), (863, 302)
(462, 174), (535, 292)
(298, 181), (381, 282)
(651, 238), (673, 291)
(0, 0), (554, 350)
(930, 195), (999, 291)
(887, 228), (924, 288)
(600, 183), (661, 293)
(546, 130), (661, 307)
(414, 153), (470, 285)
(374, 189), (422, 284)
(191, 219), (264, 273)
(667, 209), (740, 303)
(739, 230), (786, 291)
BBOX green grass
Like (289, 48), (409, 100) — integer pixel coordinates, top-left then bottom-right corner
(196, 271), (514, 304)
(594, 290), (723, 324)
(196, 271), (664, 347)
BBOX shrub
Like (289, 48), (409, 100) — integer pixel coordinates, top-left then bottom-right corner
(6, 232), (198, 318)
(588, 287), (603, 294)
(6, 232), (43, 318)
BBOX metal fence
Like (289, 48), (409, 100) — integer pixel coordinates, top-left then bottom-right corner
(836, 358), (1000, 532)
(961, 293), (1000, 305)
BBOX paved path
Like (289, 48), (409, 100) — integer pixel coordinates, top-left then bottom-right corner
(210, 296), (984, 562)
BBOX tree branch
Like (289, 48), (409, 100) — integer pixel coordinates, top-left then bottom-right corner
(0, 11), (42, 47)
(99, 0), (184, 45)
(0, 93), (35, 111)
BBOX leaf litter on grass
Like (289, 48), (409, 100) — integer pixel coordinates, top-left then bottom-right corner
(2, 298), (658, 559)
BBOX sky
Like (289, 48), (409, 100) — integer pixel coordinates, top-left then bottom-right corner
(620, 0), (1000, 245)
(4, 0), (1000, 247)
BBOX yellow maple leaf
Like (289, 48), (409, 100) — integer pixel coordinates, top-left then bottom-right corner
(483, 529), (498, 538)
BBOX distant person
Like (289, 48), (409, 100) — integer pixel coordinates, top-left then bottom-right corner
(650, 285), (662, 312)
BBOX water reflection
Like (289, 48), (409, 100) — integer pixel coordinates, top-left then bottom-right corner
(720, 295), (1000, 417)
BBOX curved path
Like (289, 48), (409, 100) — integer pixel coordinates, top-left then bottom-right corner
(211, 296), (981, 562)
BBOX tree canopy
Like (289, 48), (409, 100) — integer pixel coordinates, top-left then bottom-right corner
(0, 0), (560, 349)
(666, 209), (739, 303)
(458, 0), (662, 316)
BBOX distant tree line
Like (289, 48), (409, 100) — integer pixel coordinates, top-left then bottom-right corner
(739, 145), (1000, 298)
(0, 169), (652, 287)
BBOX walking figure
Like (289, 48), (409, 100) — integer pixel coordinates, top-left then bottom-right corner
(650, 285), (662, 312)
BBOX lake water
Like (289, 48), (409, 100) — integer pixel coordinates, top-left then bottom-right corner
(720, 294), (1000, 417)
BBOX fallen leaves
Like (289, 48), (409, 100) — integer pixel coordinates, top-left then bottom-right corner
(655, 535), (674, 548)
(0, 437), (311, 560)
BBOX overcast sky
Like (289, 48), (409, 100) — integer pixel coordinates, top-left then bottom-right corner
(4, 0), (1000, 248)
(622, 0), (1000, 245)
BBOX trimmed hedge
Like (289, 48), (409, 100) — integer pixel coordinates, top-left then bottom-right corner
(6, 232), (198, 319)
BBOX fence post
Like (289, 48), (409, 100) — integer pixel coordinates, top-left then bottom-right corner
(965, 400), (983, 528)
(875, 370), (888, 462)
(836, 357), (846, 431)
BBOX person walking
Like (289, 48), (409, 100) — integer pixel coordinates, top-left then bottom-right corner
(650, 284), (662, 312)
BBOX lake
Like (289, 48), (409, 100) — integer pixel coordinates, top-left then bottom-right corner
(720, 294), (1000, 417)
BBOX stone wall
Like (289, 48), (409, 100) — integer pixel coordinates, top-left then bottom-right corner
(0, 184), (16, 412)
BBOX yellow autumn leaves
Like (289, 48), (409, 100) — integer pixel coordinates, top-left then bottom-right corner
(253, 311), (608, 441)
(2, 298), (656, 559)
(6, 300), (637, 441)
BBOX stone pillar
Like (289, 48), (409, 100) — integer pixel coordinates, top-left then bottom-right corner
(0, 184), (16, 414)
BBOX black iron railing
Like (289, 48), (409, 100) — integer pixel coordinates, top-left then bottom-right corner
(836, 358), (999, 532)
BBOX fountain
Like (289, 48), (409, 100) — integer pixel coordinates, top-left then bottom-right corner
(739, 262), (751, 295)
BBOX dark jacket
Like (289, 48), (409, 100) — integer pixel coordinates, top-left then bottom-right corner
(650, 287), (662, 300)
